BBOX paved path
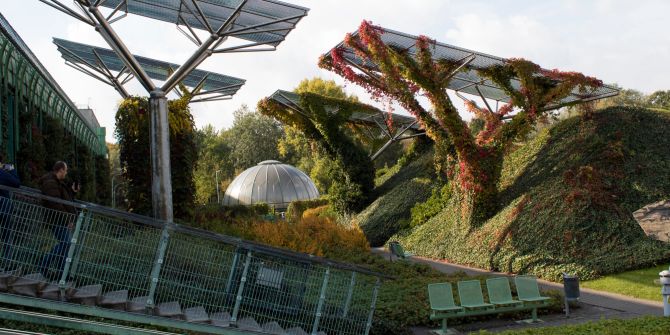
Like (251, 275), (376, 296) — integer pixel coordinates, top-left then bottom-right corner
(371, 248), (664, 334)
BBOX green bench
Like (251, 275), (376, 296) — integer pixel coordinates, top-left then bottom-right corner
(388, 241), (413, 261)
(428, 276), (551, 334)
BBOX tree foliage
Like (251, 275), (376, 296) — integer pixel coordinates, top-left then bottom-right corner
(258, 91), (378, 213)
(319, 21), (604, 222)
(115, 89), (197, 219)
(193, 106), (283, 205)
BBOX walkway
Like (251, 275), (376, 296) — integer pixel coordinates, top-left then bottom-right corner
(371, 248), (664, 334)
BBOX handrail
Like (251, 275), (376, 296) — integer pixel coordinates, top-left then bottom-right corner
(4, 184), (393, 279)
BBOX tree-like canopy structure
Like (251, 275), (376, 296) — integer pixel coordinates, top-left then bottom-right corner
(258, 91), (381, 213)
(320, 21), (612, 222)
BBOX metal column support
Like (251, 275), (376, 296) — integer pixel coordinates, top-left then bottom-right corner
(59, 209), (90, 299)
(231, 251), (252, 325)
(224, 248), (241, 294)
(370, 120), (421, 161)
(364, 278), (381, 335)
(146, 224), (171, 312)
(68, 209), (95, 280)
(150, 91), (173, 222)
(311, 267), (330, 335)
(342, 272), (356, 318)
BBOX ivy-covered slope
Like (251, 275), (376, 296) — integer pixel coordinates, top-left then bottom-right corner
(368, 106), (670, 280)
(353, 147), (437, 247)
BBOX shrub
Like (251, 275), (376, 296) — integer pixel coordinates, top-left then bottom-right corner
(286, 198), (329, 223)
(250, 214), (369, 259)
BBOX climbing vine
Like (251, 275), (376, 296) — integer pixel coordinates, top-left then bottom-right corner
(115, 85), (197, 219)
(258, 92), (377, 213)
(320, 20), (604, 223)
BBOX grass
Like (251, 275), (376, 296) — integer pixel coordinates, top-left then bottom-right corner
(475, 316), (670, 335)
(581, 264), (669, 301)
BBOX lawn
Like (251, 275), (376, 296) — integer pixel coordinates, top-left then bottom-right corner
(475, 316), (670, 335)
(581, 264), (669, 301)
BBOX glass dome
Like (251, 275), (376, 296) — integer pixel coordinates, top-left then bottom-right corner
(222, 160), (320, 210)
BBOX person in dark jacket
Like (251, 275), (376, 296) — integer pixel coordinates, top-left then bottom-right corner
(37, 161), (79, 280)
(0, 154), (20, 269)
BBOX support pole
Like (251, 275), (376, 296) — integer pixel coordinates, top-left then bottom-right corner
(59, 209), (89, 299)
(231, 251), (252, 325)
(364, 278), (381, 335)
(311, 268), (330, 335)
(150, 91), (173, 222)
(146, 225), (170, 313)
(342, 272), (356, 318)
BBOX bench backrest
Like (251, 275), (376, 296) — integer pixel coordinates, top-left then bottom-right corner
(427, 282), (457, 310)
(389, 241), (405, 258)
(457, 280), (486, 306)
(486, 277), (514, 304)
(515, 275), (542, 300)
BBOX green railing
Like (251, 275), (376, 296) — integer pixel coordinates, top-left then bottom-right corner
(0, 185), (385, 335)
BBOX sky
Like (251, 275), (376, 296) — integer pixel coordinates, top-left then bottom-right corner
(2, 1), (669, 143)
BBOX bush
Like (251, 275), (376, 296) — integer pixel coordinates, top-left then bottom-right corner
(286, 198), (329, 223)
(250, 214), (369, 259)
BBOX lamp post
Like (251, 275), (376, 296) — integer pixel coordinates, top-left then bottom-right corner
(112, 181), (128, 209)
(215, 170), (222, 204)
(111, 171), (122, 206)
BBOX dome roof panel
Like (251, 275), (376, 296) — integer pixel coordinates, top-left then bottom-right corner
(223, 160), (320, 209)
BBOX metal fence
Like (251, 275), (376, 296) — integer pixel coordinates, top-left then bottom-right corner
(0, 185), (384, 335)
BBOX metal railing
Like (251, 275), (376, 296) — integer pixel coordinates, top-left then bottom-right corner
(0, 185), (386, 335)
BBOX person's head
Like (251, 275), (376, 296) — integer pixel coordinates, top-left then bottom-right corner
(0, 153), (5, 165)
(53, 161), (68, 180)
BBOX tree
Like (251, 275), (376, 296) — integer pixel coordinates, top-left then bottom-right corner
(319, 21), (603, 223)
(193, 125), (232, 204)
(225, 105), (283, 172)
(647, 90), (670, 109)
(258, 91), (379, 213)
(595, 84), (646, 109)
(115, 87), (197, 219)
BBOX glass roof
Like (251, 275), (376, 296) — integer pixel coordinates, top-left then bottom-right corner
(324, 26), (619, 108)
(270, 90), (421, 130)
(99, 0), (309, 47)
(54, 38), (245, 95)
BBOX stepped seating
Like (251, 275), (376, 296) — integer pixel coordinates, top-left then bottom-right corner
(0, 268), (326, 335)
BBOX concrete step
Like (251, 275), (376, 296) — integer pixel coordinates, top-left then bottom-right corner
(10, 273), (47, 297)
(262, 321), (285, 334)
(0, 268), (21, 291)
(155, 301), (182, 319)
(99, 290), (128, 310)
(237, 317), (262, 332)
(127, 296), (149, 313)
(70, 284), (102, 306)
(183, 306), (209, 323)
(210, 311), (231, 327)
(286, 327), (309, 335)
(39, 282), (74, 300)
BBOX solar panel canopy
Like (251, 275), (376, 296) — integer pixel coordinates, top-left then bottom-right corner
(325, 26), (618, 108)
(54, 38), (245, 96)
(270, 90), (421, 130)
(99, 0), (309, 47)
